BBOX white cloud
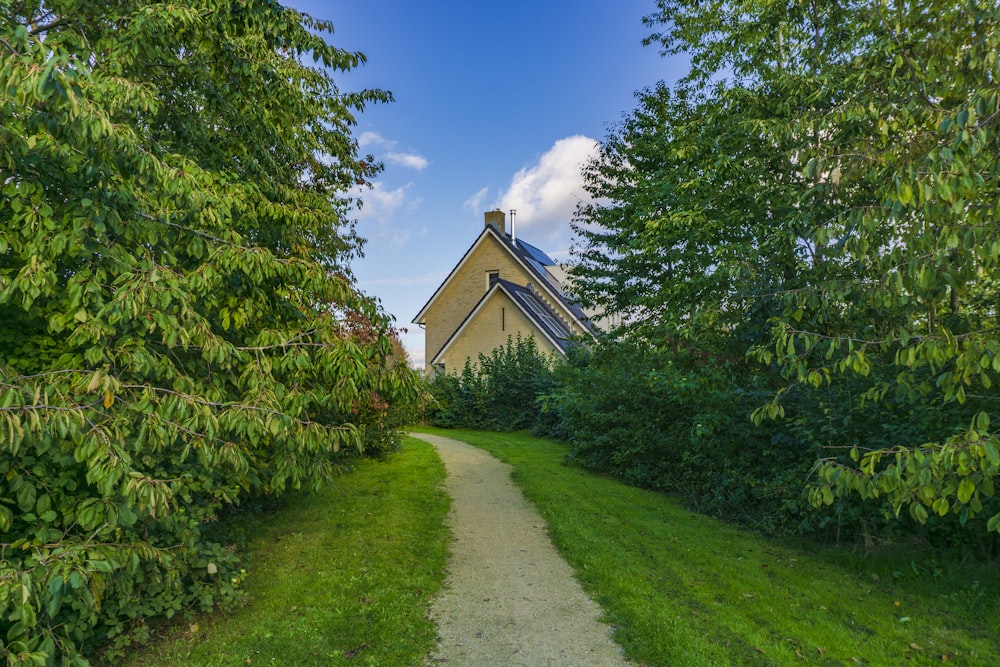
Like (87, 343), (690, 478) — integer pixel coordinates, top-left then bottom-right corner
(464, 186), (489, 212)
(358, 133), (428, 171)
(497, 135), (598, 251)
(352, 182), (410, 222)
(386, 152), (429, 171)
(350, 182), (423, 248)
(358, 131), (393, 150)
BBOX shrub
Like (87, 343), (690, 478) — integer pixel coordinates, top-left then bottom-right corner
(541, 337), (1000, 552)
(542, 340), (860, 537)
(424, 335), (557, 432)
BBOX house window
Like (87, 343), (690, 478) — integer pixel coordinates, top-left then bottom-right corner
(486, 270), (499, 290)
(501, 307), (505, 331)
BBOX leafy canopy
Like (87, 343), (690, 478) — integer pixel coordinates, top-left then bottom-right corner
(1, 1), (416, 664)
(572, 0), (1000, 534)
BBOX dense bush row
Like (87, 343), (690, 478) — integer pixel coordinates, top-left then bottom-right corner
(546, 341), (1000, 549)
(426, 337), (1000, 554)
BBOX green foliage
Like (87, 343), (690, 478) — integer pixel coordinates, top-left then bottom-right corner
(345, 321), (423, 459)
(570, 0), (1000, 540)
(571, 81), (801, 357)
(0, 2), (418, 664)
(543, 340), (837, 536)
(424, 335), (557, 432)
(764, 0), (1000, 534)
(541, 341), (686, 487)
(422, 371), (462, 429)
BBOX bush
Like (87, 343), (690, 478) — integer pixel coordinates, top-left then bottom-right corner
(423, 335), (557, 432)
(542, 340), (869, 537)
(540, 338), (1000, 553)
(422, 372), (462, 428)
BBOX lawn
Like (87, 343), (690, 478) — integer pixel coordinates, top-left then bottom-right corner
(113, 427), (998, 667)
(414, 427), (999, 667)
(112, 435), (450, 667)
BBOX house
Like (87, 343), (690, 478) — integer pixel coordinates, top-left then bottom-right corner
(413, 210), (600, 375)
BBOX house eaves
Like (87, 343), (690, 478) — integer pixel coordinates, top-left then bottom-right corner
(430, 280), (573, 366)
(413, 225), (596, 338)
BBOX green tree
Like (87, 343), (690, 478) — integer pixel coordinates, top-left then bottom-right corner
(572, 1), (871, 358)
(569, 1), (872, 536)
(0, 1), (416, 663)
(575, 0), (1000, 534)
(572, 82), (809, 358)
(754, 0), (1000, 533)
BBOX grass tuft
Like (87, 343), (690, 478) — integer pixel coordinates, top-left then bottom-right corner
(414, 427), (1000, 667)
(113, 436), (449, 667)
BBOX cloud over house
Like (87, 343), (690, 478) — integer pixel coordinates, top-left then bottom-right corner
(496, 135), (598, 254)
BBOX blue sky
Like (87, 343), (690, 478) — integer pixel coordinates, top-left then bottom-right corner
(290, 1), (687, 366)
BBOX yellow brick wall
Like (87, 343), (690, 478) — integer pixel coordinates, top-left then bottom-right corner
(436, 290), (562, 374)
(423, 233), (534, 369)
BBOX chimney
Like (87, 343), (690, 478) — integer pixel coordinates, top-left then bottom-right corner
(484, 209), (506, 235)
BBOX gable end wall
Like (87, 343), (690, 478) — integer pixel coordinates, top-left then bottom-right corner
(436, 290), (561, 373)
(423, 236), (534, 369)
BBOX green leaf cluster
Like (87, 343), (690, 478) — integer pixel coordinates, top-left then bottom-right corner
(540, 340), (855, 536)
(571, 0), (1000, 538)
(424, 335), (557, 433)
(0, 2), (418, 664)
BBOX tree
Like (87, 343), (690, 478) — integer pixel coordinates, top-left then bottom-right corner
(572, 0), (873, 359)
(754, 0), (1000, 532)
(0, 1), (416, 663)
(574, 0), (1000, 534)
(571, 82), (811, 359)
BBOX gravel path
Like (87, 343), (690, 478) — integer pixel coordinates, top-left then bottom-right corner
(411, 433), (630, 667)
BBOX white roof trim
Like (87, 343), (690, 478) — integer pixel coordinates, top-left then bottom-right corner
(430, 283), (567, 366)
(413, 227), (495, 325)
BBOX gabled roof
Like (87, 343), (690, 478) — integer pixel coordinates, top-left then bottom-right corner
(430, 279), (578, 365)
(412, 224), (597, 337)
(498, 279), (576, 351)
(516, 238), (556, 266)
(507, 236), (595, 330)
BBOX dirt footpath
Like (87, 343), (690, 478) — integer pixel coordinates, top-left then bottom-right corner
(411, 432), (630, 667)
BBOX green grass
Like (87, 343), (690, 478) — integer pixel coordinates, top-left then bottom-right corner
(413, 427), (1000, 667)
(115, 436), (450, 667)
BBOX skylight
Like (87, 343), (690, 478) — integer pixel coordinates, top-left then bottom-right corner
(515, 291), (570, 339)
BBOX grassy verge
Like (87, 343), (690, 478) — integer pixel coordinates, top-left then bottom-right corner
(114, 436), (450, 667)
(413, 427), (999, 667)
